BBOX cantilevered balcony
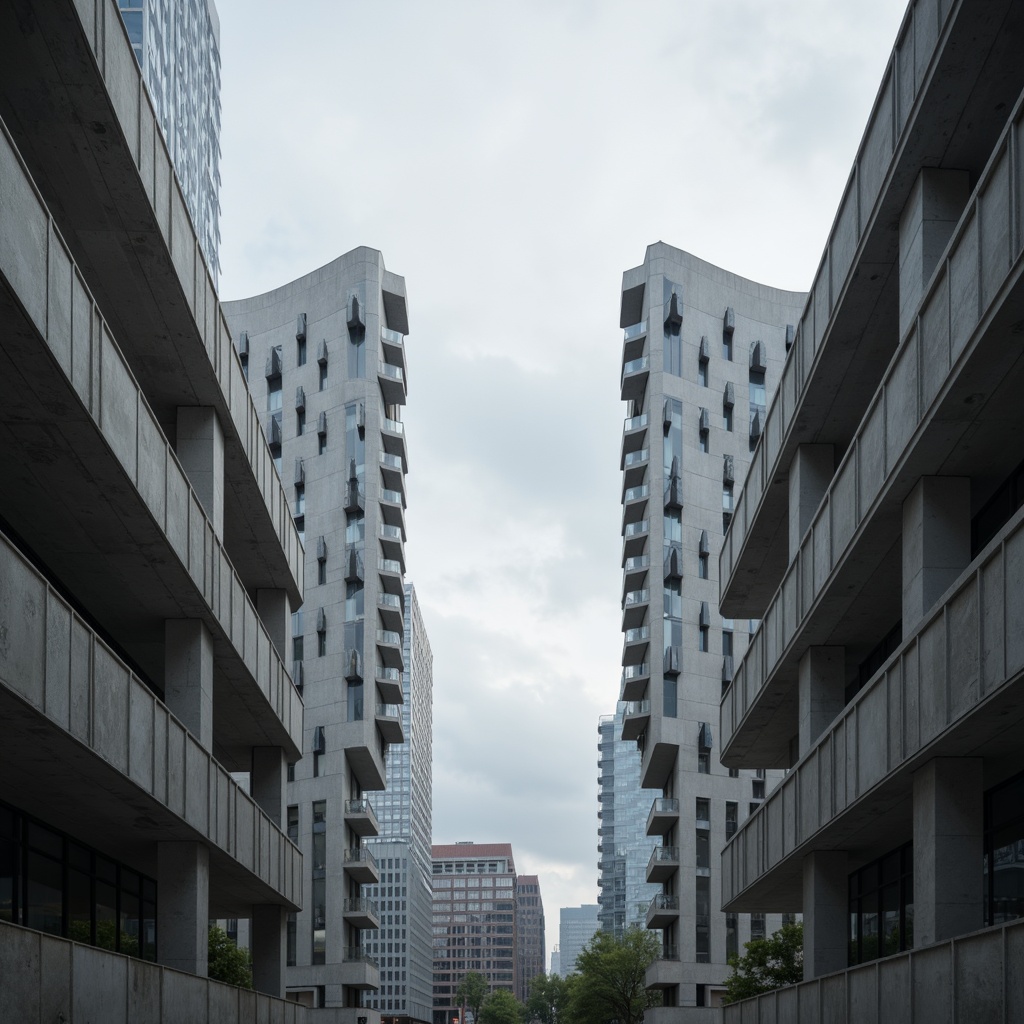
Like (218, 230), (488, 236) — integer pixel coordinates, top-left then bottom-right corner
(620, 662), (650, 702)
(376, 628), (404, 670)
(646, 948), (682, 990)
(621, 413), (649, 461)
(621, 355), (649, 404)
(375, 664), (404, 704)
(377, 360), (407, 405)
(380, 327), (406, 374)
(379, 450), (405, 492)
(646, 893), (680, 930)
(377, 590), (404, 632)
(378, 557), (404, 595)
(343, 847), (380, 885)
(344, 798), (379, 838)
(646, 846), (680, 884)
(380, 416), (408, 469)
(621, 700), (651, 742)
(375, 703), (405, 744)
(623, 554), (650, 591)
(622, 519), (649, 560)
(622, 320), (647, 363)
(647, 797), (680, 836)
(622, 589), (650, 632)
(378, 522), (405, 566)
(622, 625), (650, 666)
(622, 484), (650, 527)
(379, 487), (407, 533)
(622, 447), (649, 490)
(342, 897), (380, 930)
(340, 948), (380, 991)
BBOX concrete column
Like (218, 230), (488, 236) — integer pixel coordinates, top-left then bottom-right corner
(257, 588), (291, 662)
(902, 477), (970, 633)
(251, 746), (287, 827)
(157, 841), (209, 976)
(251, 904), (287, 997)
(175, 407), (225, 538)
(798, 646), (845, 758)
(898, 168), (971, 337)
(788, 444), (834, 561)
(913, 757), (983, 946)
(164, 619), (214, 751)
(802, 850), (847, 980)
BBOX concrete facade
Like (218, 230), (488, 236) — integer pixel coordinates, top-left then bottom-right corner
(0, 0), (303, 1019)
(223, 247), (411, 1011)
(719, 1), (1024, 1020)
(616, 244), (805, 1012)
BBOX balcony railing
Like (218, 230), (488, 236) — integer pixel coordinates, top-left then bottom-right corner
(623, 448), (649, 467)
(624, 555), (650, 572)
(342, 897), (380, 917)
(381, 327), (405, 346)
(377, 361), (404, 382)
(376, 629), (401, 646)
(624, 700), (651, 716)
(344, 847), (379, 871)
(624, 589), (650, 607)
(380, 523), (403, 541)
(378, 592), (402, 610)
(381, 416), (405, 434)
(623, 321), (647, 342)
(649, 846), (679, 866)
(342, 947), (379, 966)
(623, 356), (649, 375)
(624, 626), (650, 643)
(380, 488), (404, 505)
(624, 412), (648, 431)
(624, 485), (649, 502)
(379, 451), (403, 471)
(345, 798), (376, 817)
(379, 558), (402, 575)
(649, 894), (679, 913)
(376, 666), (402, 682)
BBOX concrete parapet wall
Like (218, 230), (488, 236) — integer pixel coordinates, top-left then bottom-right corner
(0, 528), (301, 907)
(721, 500), (1024, 909)
(0, 115), (302, 761)
(722, 77), (1024, 763)
(0, 920), (365, 1024)
(722, 918), (1024, 1024)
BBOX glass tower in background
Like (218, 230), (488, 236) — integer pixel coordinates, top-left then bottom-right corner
(118, 0), (222, 283)
(597, 707), (660, 938)
(364, 583), (435, 1024)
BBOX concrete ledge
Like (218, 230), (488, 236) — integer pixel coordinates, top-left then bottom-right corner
(721, 504), (1024, 911)
(0, 921), (371, 1024)
(0, 0), (303, 603)
(722, 84), (1024, 766)
(722, 918), (1024, 1024)
(0, 114), (301, 763)
(0, 527), (301, 909)
(720, 0), (1023, 616)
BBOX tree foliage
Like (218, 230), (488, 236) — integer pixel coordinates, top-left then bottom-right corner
(207, 925), (253, 988)
(723, 922), (803, 1004)
(457, 971), (490, 1024)
(526, 972), (573, 1024)
(565, 927), (661, 1024)
(479, 988), (525, 1024)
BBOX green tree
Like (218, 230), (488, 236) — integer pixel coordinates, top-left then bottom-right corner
(456, 970), (490, 1024)
(723, 922), (803, 1004)
(207, 925), (253, 988)
(526, 972), (572, 1024)
(479, 988), (525, 1024)
(566, 927), (661, 1024)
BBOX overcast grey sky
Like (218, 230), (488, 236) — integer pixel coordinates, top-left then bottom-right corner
(215, 0), (908, 961)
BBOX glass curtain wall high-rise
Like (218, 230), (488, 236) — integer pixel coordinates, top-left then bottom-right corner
(363, 583), (435, 1024)
(617, 245), (805, 1010)
(117, 0), (222, 283)
(597, 709), (660, 939)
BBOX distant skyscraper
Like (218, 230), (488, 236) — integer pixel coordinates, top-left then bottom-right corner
(558, 905), (599, 977)
(118, 0), (222, 282)
(515, 875), (545, 1001)
(364, 583), (434, 1024)
(549, 947), (561, 978)
(431, 843), (520, 1024)
(597, 708), (660, 938)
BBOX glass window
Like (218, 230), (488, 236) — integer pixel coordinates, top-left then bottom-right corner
(848, 842), (913, 965)
(297, 337), (307, 366)
(698, 552), (708, 579)
(319, 363), (328, 391)
(698, 360), (708, 387)
(699, 626), (709, 652)
(696, 831), (710, 871)
(297, 409), (305, 436)
(722, 630), (733, 656)
(695, 875), (710, 962)
(725, 802), (738, 839)
(724, 406), (733, 431)
(750, 913), (766, 942)
(698, 751), (710, 774)
(984, 770), (1024, 926)
(318, 560), (326, 585)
